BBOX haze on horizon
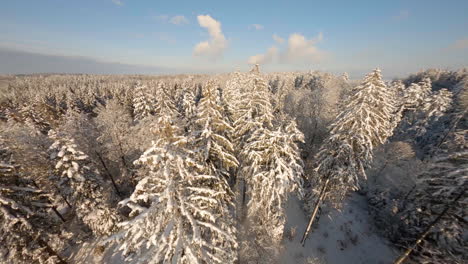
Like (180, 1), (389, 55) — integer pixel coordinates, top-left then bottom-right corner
(1, 0), (467, 78)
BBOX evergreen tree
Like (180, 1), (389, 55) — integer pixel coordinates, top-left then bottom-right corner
(395, 85), (466, 263)
(95, 99), (135, 184)
(230, 74), (275, 146)
(182, 87), (197, 118)
(0, 138), (65, 264)
(342, 72), (349, 82)
(241, 120), (304, 243)
(154, 82), (179, 118)
(132, 82), (156, 121)
(314, 68), (394, 202)
(397, 143), (466, 263)
(302, 69), (395, 244)
(48, 130), (120, 236)
(411, 88), (453, 136)
(388, 80), (406, 132)
(402, 78), (432, 112)
(226, 73), (276, 213)
(117, 113), (237, 264)
(194, 80), (239, 176)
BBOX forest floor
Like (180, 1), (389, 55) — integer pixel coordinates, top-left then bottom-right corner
(68, 192), (399, 264)
(280, 193), (398, 264)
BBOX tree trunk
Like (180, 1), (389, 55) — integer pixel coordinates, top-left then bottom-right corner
(30, 180), (66, 222)
(53, 185), (72, 209)
(51, 206), (66, 222)
(95, 151), (122, 197)
(301, 177), (330, 246)
(117, 140), (129, 170)
(36, 236), (67, 264)
(393, 189), (465, 264)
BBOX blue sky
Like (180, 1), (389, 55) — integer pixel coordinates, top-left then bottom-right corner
(1, 0), (467, 77)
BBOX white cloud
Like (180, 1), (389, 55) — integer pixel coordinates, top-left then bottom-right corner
(193, 15), (227, 59)
(170, 15), (189, 25)
(111, 0), (123, 6)
(392, 10), (410, 21)
(248, 46), (278, 65)
(273, 34), (284, 44)
(248, 24), (264, 30)
(451, 38), (468, 49)
(248, 32), (326, 65)
(280, 32), (326, 63)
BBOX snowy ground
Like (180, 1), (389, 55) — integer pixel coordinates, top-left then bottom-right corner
(279, 193), (399, 264)
(69, 192), (399, 264)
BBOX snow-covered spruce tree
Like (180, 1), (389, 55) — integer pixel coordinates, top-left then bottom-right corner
(241, 119), (304, 244)
(48, 130), (120, 236)
(193, 80), (238, 181)
(18, 102), (53, 135)
(230, 74), (275, 145)
(393, 85), (467, 263)
(396, 143), (467, 263)
(342, 72), (349, 82)
(224, 72), (246, 121)
(225, 73), (276, 215)
(0, 138), (65, 264)
(182, 87), (197, 118)
(117, 111), (237, 264)
(0, 121), (71, 222)
(175, 78), (195, 112)
(388, 80), (406, 132)
(95, 99), (136, 188)
(312, 68), (395, 204)
(227, 72), (306, 256)
(410, 88), (453, 137)
(418, 77), (433, 96)
(132, 82), (156, 121)
(302, 69), (396, 243)
(154, 81), (179, 118)
(179, 83), (198, 130)
(402, 82), (428, 112)
(58, 108), (123, 197)
(399, 77), (433, 126)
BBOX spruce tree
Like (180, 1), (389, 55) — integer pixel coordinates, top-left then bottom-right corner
(395, 86), (467, 263)
(194, 80), (239, 176)
(241, 120), (304, 243)
(117, 112), (237, 264)
(302, 69), (395, 244)
(132, 82), (156, 121)
(0, 138), (66, 264)
(48, 130), (120, 236)
(411, 88), (453, 136)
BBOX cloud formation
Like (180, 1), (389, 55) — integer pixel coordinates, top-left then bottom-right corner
(281, 32), (325, 63)
(248, 32), (326, 65)
(170, 15), (189, 25)
(111, 0), (123, 6)
(248, 46), (278, 65)
(248, 24), (264, 30)
(193, 15), (227, 59)
(272, 34), (285, 44)
(155, 15), (189, 25)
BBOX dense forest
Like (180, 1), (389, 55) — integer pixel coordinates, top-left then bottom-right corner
(0, 67), (466, 264)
